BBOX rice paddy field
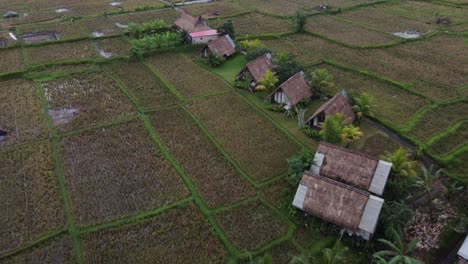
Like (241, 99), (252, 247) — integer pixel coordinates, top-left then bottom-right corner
(0, 0), (467, 262)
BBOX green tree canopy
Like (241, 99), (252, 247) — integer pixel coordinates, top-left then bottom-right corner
(308, 69), (333, 94)
(319, 113), (346, 145)
(218, 19), (235, 39)
(373, 229), (420, 264)
(352, 92), (376, 119)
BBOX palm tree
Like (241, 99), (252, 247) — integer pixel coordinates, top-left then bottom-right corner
(381, 147), (417, 180)
(308, 69), (333, 94)
(319, 113), (345, 145)
(380, 201), (413, 240)
(373, 229), (420, 264)
(352, 92), (375, 119)
(413, 165), (442, 201)
(340, 124), (364, 148)
(290, 240), (348, 264)
(257, 70), (279, 93)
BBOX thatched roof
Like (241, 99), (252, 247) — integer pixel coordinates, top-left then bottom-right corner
(175, 10), (213, 33)
(268, 71), (312, 106)
(205, 34), (236, 57)
(294, 172), (370, 230)
(245, 53), (274, 82)
(306, 92), (355, 124)
(315, 142), (382, 190)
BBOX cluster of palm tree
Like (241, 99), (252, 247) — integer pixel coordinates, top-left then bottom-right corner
(373, 229), (420, 264)
(319, 113), (363, 147)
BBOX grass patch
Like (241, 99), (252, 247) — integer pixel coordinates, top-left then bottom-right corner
(0, 142), (65, 255)
(26, 40), (97, 65)
(184, 1), (252, 18)
(60, 120), (190, 226)
(149, 108), (256, 208)
(0, 79), (48, 147)
(429, 122), (468, 156)
(105, 61), (180, 111)
(209, 13), (292, 36)
(42, 71), (136, 132)
(81, 203), (226, 263)
(409, 81), (462, 102)
(146, 52), (231, 98)
(0, 48), (25, 74)
(260, 38), (322, 65)
(188, 92), (300, 182)
(381, 1), (468, 24)
(202, 54), (246, 84)
(215, 200), (289, 251)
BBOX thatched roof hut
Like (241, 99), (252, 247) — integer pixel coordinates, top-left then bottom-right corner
(238, 53), (274, 82)
(311, 142), (392, 195)
(293, 171), (384, 240)
(201, 34), (236, 58)
(306, 91), (355, 129)
(267, 71), (312, 107)
(175, 10), (212, 33)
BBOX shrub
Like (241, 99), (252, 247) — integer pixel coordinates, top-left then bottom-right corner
(218, 19), (235, 39)
(286, 149), (315, 186)
(239, 39), (261, 51)
(127, 19), (169, 38)
(206, 52), (225, 67)
(132, 32), (181, 50)
(245, 47), (271, 61)
(293, 11), (307, 33)
(302, 127), (321, 141)
(273, 53), (304, 83)
(264, 103), (285, 113)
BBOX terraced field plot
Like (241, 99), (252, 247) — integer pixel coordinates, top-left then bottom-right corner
(82, 204), (226, 263)
(209, 13), (292, 36)
(94, 37), (132, 58)
(42, 71), (136, 132)
(26, 40), (97, 65)
(260, 39), (322, 65)
(184, 1), (252, 18)
(187, 92), (300, 182)
(0, 48), (24, 74)
(0, 79), (48, 147)
(18, 22), (87, 43)
(149, 108), (256, 208)
(60, 120), (190, 226)
(0, 142), (64, 255)
(428, 122), (468, 157)
(105, 61), (180, 110)
(146, 53), (231, 98)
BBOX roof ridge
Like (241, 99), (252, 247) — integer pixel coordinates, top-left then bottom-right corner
(319, 142), (380, 162)
(304, 171), (370, 197)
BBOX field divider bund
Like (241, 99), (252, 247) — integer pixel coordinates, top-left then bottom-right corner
(34, 81), (85, 264)
(141, 60), (186, 101)
(141, 114), (240, 258)
(425, 120), (468, 147)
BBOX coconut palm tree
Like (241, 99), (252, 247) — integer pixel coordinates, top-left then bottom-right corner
(340, 124), (364, 148)
(290, 239), (348, 264)
(352, 92), (375, 119)
(381, 147), (417, 180)
(319, 113), (345, 145)
(257, 70), (279, 93)
(308, 69), (333, 94)
(380, 201), (413, 240)
(413, 165), (442, 201)
(373, 229), (420, 264)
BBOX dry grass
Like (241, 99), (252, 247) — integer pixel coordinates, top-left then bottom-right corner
(260, 39), (322, 65)
(119, 0), (165, 11)
(306, 16), (399, 46)
(146, 53), (231, 98)
(187, 92), (300, 182)
(381, 1), (468, 24)
(94, 37), (132, 58)
(0, 142), (65, 255)
(0, 48), (24, 73)
(215, 200), (289, 250)
(337, 7), (437, 33)
(60, 120), (190, 226)
(0, 79), (48, 147)
(42, 71), (136, 132)
(82, 203), (226, 263)
(408, 102), (468, 142)
(104, 61), (180, 111)
(410, 81), (462, 102)
(26, 40), (97, 65)
(319, 65), (430, 128)
(183, 1), (252, 18)
(149, 108), (256, 208)
(30, 63), (93, 76)
(0, 235), (75, 264)
(429, 122), (468, 156)
(209, 13), (291, 36)
(261, 179), (292, 209)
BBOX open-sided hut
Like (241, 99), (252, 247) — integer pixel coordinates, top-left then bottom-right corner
(175, 10), (219, 44)
(201, 34), (236, 58)
(306, 91), (355, 129)
(267, 71), (312, 107)
(311, 142), (392, 195)
(293, 171), (384, 240)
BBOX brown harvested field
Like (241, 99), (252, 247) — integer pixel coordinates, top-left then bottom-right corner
(149, 108), (256, 208)
(0, 79), (48, 147)
(287, 34), (467, 87)
(414, 35), (468, 66)
(112, 8), (180, 25)
(119, 0), (165, 11)
(2, 10), (60, 26)
(260, 39), (322, 65)
(60, 120), (190, 226)
(261, 179), (293, 209)
(0, 31), (20, 47)
(184, 1), (252, 18)
(29, 63), (94, 77)
(104, 61), (180, 111)
(408, 102), (468, 142)
(79, 17), (124, 37)
(429, 122), (468, 156)
(59, 2), (119, 17)
(0, 142), (65, 255)
(337, 7), (437, 34)
(0, 235), (75, 264)
(215, 200), (289, 250)
(82, 203), (226, 263)
(187, 92), (300, 182)
(410, 81), (462, 102)
(305, 16), (400, 46)
(380, 1), (468, 24)
(146, 53), (231, 98)
(18, 22), (87, 43)
(42, 71), (136, 132)
(26, 40), (97, 65)
(209, 13), (292, 36)
(94, 37), (132, 58)
(319, 65), (430, 128)
(0, 48), (24, 73)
